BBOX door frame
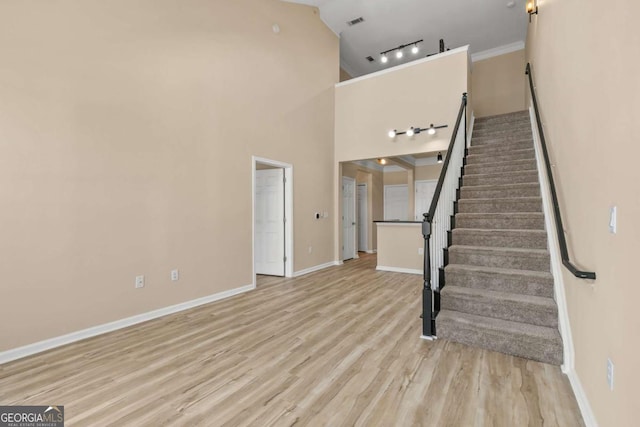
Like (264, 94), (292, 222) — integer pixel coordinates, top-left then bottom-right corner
(342, 176), (357, 261)
(252, 156), (294, 285)
(357, 183), (368, 252)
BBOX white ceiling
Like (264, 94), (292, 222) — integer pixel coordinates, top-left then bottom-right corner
(284, 0), (528, 77)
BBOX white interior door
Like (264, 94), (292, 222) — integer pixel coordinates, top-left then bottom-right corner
(255, 168), (285, 276)
(342, 177), (356, 260)
(415, 180), (438, 221)
(357, 183), (368, 251)
(384, 184), (409, 220)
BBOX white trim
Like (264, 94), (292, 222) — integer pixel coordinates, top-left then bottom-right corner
(357, 183), (368, 252)
(376, 266), (422, 275)
(365, 250), (377, 254)
(420, 335), (436, 341)
(566, 369), (599, 427)
(293, 261), (339, 277)
(342, 176), (357, 260)
(467, 112), (475, 148)
(252, 156), (294, 282)
(528, 105), (574, 372)
(0, 284), (255, 365)
(336, 45), (469, 88)
(375, 222), (421, 228)
(529, 105), (597, 427)
(471, 41), (525, 62)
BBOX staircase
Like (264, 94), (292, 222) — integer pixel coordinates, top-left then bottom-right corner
(437, 110), (563, 366)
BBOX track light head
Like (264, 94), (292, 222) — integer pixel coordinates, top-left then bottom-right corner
(411, 44), (419, 55)
(396, 50), (403, 59)
(406, 127), (414, 137)
(427, 124), (437, 135)
(388, 129), (397, 138)
(381, 54), (388, 63)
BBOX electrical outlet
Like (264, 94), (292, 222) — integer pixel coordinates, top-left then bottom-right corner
(418, 247), (424, 255)
(135, 275), (145, 289)
(171, 269), (179, 281)
(607, 358), (614, 390)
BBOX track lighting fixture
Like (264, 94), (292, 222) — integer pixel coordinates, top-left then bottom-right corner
(437, 152), (443, 163)
(387, 124), (447, 139)
(379, 39), (423, 64)
(377, 158), (388, 165)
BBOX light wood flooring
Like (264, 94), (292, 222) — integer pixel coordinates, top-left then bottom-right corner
(0, 253), (584, 426)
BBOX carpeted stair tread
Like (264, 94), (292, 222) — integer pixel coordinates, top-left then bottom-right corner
(437, 310), (563, 365)
(448, 245), (550, 272)
(464, 159), (537, 175)
(451, 228), (547, 249)
(459, 182), (540, 199)
(441, 285), (558, 328)
(457, 197), (542, 214)
(444, 264), (554, 297)
(463, 170), (539, 186)
(467, 141), (533, 155)
(466, 149), (535, 165)
(454, 212), (545, 230)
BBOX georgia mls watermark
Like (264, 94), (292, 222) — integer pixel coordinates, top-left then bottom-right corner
(0, 406), (64, 427)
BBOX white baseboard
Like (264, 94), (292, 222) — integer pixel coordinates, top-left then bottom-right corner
(376, 266), (422, 275)
(566, 368), (598, 427)
(0, 283), (255, 365)
(365, 250), (377, 254)
(293, 261), (339, 277)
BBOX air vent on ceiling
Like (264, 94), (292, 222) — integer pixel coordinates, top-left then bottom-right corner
(365, 56), (374, 62)
(347, 17), (365, 26)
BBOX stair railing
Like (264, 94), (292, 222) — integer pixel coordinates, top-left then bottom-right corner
(422, 93), (467, 338)
(525, 63), (596, 280)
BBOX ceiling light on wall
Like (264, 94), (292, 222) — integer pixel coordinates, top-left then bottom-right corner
(437, 152), (443, 163)
(411, 44), (419, 54)
(387, 124), (447, 139)
(526, 0), (538, 21)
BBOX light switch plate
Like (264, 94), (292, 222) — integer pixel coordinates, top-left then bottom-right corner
(609, 206), (617, 234)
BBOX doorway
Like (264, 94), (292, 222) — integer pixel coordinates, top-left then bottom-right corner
(252, 157), (293, 283)
(357, 183), (368, 252)
(342, 176), (357, 260)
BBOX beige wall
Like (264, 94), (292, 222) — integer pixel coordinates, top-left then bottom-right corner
(335, 48), (469, 163)
(415, 164), (442, 181)
(472, 50), (526, 117)
(383, 171), (409, 186)
(526, 2), (640, 426)
(0, 0), (338, 352)
(376, 224), (423, 271)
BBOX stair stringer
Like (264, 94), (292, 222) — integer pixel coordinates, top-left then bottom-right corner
(528, 105), (573, 373)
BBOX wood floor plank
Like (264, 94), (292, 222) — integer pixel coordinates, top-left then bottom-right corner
(0, 254), (584, 426)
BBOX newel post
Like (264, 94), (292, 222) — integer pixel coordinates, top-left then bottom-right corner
(422, 212), (433, 338)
